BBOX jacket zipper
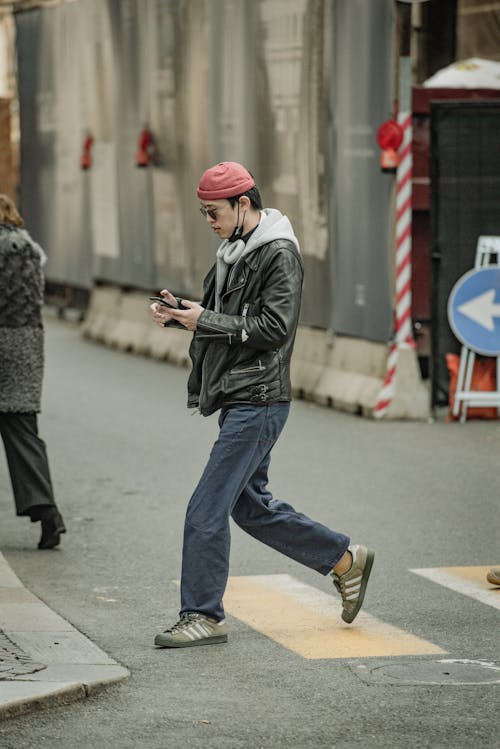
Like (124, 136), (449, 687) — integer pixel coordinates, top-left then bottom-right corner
(200, 349), (209, 407)
(221, 263), (246, 304)
(196, 332), (233, 342)
(229, 359), (265, 375)
(197, 317), (236, 343)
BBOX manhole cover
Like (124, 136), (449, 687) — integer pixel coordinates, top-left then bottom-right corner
(350, 659), (500, 686)
(0, 631), (45, 680)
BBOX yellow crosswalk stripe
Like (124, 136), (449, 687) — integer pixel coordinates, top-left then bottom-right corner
(411, 566), (500, 611)
(223, 575), (445, 659)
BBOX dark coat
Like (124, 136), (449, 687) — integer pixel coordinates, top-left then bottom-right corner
(186, 238), (303, 416)
(0, 223), (45, 413)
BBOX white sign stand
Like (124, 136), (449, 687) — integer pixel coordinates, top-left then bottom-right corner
(453, 236), (500, 423)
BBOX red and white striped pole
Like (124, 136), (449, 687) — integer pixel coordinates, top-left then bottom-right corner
(373, 1), (419, 419)
(394, 112), (415, 346)
(374, 113), (416, 419)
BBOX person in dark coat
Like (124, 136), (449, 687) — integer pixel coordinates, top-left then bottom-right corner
(0, 194), (66, 549)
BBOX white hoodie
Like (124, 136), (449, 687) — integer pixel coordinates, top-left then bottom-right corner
(215, 208), (300, 311)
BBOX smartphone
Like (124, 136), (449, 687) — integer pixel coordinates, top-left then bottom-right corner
(149, 296), (178, 310)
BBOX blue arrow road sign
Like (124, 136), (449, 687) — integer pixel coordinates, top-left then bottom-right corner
(448, 267), (500, 356)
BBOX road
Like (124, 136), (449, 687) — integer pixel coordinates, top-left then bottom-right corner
(0, 313), (499, 748)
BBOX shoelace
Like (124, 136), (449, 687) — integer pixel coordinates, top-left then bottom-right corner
(332, 577), (344, 597)
(163, 613), (201, 634)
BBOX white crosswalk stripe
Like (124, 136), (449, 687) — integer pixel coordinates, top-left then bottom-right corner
(411, 566), (500, 611)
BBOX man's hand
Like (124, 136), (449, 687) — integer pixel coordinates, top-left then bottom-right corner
(150, 289), (177, 327)
(170, 299), (204, 331)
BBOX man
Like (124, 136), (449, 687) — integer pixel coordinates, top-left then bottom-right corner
(150, 162), (374, 648)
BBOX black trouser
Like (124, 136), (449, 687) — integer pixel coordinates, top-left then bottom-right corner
(0, 412), (57, 519)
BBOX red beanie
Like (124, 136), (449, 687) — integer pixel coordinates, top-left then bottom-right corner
(197, 162), (255, 200)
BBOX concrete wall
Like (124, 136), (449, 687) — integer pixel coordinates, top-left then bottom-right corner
(80, 285), (430, 420)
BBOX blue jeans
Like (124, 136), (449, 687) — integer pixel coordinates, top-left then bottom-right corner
(180, 403), (350, 621)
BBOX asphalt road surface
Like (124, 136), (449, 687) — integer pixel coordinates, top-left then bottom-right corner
(0, 314), (499, 748)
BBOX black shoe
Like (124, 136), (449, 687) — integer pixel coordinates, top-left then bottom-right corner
(38, 510), (66, 550)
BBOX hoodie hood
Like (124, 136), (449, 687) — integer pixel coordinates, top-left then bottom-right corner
(213, 208), (300, 312)
(244, 208), (300, 255)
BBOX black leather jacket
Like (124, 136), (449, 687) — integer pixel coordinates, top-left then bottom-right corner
(186, 238), (303, 416)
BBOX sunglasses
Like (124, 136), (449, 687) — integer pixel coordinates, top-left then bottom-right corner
(199, 206), (220, 220)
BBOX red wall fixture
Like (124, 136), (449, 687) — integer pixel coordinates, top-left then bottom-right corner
(377, 119), (404, 173)
(135, 127), (155, 167)
(80, 132), (93, 170)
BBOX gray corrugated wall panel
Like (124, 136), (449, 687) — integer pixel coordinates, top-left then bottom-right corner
(252, 0), (332, 328)
(16, 8), (56, 268)
(211, 0), (256, 169)
(150, 0), (214, 298)
(16, 8), (43, 233)
(15, 0), (395, 343)
(52, 1), (92, 289)
(16, 4), (92, 288)
(329, 0), (394, 342)
(84, 0), (154, 289)
(112, 0), (155, 290)
(80, 0), (122, 286)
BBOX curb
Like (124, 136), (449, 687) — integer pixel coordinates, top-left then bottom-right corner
(0, 552), (129, 720)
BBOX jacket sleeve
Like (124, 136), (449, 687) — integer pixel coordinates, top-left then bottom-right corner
(195, 247), (303, 349)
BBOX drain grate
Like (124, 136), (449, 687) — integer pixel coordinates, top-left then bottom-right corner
(0, 631), (45, 680)
(350, 658), (500, 686)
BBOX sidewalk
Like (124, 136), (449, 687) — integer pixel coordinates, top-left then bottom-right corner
(0, 552), (128, 720)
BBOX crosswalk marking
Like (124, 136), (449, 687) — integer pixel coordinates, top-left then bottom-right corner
(223, 575), (444, 659)
(411, 566), (500, 611)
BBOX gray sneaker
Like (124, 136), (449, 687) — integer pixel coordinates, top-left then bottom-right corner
(331, 544), (374, 623)
(154, 612), (228, 648)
